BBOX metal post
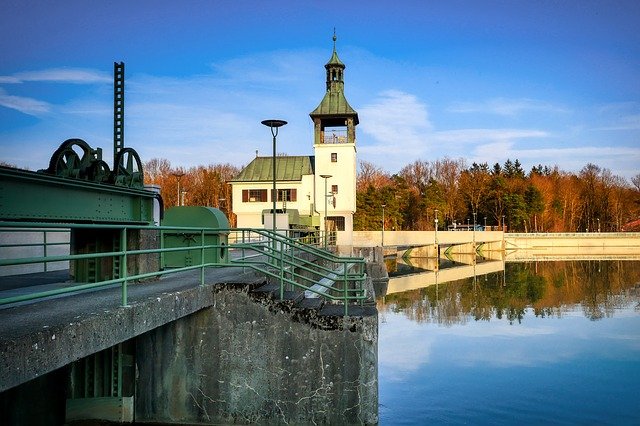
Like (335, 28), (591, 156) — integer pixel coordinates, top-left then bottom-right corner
(434, 209), (439, 245)
(261, 120), (287, 236)
(381, 204), (386, 247)
(200, 229), (205, 285)
(120, 227), (128, 307)
(473, 211), (477, 245)
(43, 230), (48, 272)
(320, 174), (332, 249)
(172, 172), (184, 207)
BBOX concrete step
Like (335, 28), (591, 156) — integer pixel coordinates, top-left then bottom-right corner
(251, 283), (304, 306)
(294, 297), (324, 310)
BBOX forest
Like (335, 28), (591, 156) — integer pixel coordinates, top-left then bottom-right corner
(143, 157), (640, 233)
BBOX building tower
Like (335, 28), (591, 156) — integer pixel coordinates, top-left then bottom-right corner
(310, 32), (359, 244)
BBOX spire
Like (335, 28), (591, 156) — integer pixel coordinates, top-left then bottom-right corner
(326, 30), (345, 73)
(310, 31), (359, 139)
(333, 28), (337, 52)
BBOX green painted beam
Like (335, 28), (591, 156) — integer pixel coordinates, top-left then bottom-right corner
(0, 166), (154, 224)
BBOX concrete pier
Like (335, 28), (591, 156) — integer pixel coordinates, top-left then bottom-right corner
(136, 282), (377, 425)
(0, 266), (379, 425)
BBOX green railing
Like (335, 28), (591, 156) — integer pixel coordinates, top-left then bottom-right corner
(0, 222), (367, 315)
(230, 228), (367, 315)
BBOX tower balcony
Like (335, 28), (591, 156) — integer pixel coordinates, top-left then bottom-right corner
(322, 130), (348, 144)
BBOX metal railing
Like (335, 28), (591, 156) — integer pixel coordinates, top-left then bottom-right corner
(0, 222), (367, 315)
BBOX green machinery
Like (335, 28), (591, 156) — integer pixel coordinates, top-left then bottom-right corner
(162, 206), (230, 267)
(0, 62), (159, 284)
(0, 62), (154, 223)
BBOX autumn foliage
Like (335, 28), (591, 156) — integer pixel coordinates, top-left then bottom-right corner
(143, 158), (239, 226)
(356, 158), (640, 233)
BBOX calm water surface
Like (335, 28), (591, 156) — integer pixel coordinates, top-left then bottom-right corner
(377, 259), (640, 425)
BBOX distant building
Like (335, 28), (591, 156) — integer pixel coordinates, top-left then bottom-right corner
(230, 34), (359, 243)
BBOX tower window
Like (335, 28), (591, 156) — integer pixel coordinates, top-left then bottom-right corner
(331, 152), (337, 162)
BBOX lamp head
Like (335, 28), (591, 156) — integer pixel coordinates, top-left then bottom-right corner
(261, 119), (287, 128)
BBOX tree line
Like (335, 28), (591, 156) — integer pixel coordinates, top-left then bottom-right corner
(355, 158), (640, 232)
(142, 156), (639, 233)
(143, 158), (239, 226)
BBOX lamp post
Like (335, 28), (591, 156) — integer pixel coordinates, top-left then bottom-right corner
(597, 218), (600, 233)
(171, 172), (184, 206)
(218, 197), (226, 213)
(381, 204), (386, 247)
(484, 216), (487, 229)
(472, 211), (477, 245)
(320, 174), (332, 248)
(502, 215), (506, 231)
(261, 119), (287, 236)
(434, 208), (439, 245)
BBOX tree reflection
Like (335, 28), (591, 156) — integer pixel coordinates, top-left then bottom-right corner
(378, 260), (640, 325)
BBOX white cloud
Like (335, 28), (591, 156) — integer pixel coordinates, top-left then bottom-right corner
(357, 90), (434, 167)
(0, 87), (50, 115)
(6, 68), (111, 84)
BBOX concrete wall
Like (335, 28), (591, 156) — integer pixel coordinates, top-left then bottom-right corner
(505, 232), (640, 254)
(135, 284), (378, 425)
(345, 230), (504, 247)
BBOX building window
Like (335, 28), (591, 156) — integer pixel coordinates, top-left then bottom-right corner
(242, 189), (267, 202)
(331, 152), (337, 162)
(331, 185), (338, 194)
(326, 216), (345, 231)
(272, 188), (297, 202)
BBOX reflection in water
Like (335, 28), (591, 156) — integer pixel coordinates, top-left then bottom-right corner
(379, 260), (640, 324)
(378, 260), (640, 424)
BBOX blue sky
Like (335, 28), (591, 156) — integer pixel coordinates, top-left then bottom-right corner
(1, 0), (639, 180)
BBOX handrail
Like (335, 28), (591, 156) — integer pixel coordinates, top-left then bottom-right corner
(0, 222), (367, 315)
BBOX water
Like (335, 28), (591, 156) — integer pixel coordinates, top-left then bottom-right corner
(378, 259), (640, 425)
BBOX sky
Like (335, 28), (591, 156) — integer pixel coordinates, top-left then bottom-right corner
(1, 0), (639, 180)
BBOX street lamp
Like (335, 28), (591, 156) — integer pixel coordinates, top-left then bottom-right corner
(381, 204), (386, 247)
(597, 218), (600, 233)
(434, 208), (439, 245)
(320, 174), (332, 248)
(484, 216), (487, 229)
(472, 211), (477, 244)
(171, 171), (184, 206)
(261, 119), (287, 236)
(502, 215), (506, 231)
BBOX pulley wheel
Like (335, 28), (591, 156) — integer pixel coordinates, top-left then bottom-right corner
(113, 148), (144, 188)
(47, 138), (93, 178)
(88, 160), (111, 184)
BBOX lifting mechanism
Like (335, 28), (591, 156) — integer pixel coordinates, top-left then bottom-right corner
(43, 63), (144, 189)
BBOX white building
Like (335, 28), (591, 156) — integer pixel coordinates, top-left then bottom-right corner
(231, 35), (359, 244)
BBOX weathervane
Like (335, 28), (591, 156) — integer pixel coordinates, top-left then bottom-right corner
(333, 28), (337, 51)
